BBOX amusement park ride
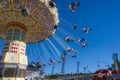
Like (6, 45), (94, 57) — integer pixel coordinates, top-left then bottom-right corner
(0, 0), (59, 80)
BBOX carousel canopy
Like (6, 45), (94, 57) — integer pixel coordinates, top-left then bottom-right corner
(0, 0), (59, 43)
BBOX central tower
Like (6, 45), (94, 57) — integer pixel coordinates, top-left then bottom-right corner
(0, 22), (28, 79)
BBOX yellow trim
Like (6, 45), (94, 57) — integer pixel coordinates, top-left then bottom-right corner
(19, 30), (22, 42)
(13, 12), (20, 21)
(9, 0), (12, 10)
(11, 0), (16, 20)
(19, 30), (26, 42)
(0, 1), (11, 22)
(21, 1), (43, 24)
(12, 12), (15, 21)
(23, 0), (28, 7)
(30, 2), (43, 16)
(0, 17), (6, 23)
(10, 0), (14, 10)
(20, 0), (28, 22)
(4, 12), (11, 21)
(19, 0), (26, 22)
(2, 78), (25, 80)
(22, 16), (33, 25)
(3, 78), (16, 80)
(18, 41), (20, 64)
(1, 8), (8, 22)
(11, 29), (14, 41)
(1, 12), (9, 22)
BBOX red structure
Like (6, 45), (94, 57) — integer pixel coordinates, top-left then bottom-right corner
(94, 69), (112, 80)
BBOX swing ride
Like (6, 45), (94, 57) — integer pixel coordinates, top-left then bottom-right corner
(0, 0), (59, 80)
(0, 0), (93, 79)
(68, 1), (80, 12)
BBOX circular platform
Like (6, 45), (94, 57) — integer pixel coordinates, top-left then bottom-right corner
(0, 0), (59, 43)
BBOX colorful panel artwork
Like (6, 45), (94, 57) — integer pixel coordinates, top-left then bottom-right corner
(19, 54), (27, 65)
(0, 0), (9, 10)
(13, 0), (23, 10)
(20, 44), (26, 55)
(5, 12), (13, 21)
(11, 42), (18, 53)
(8, 53), (18, 63)
(34, 5), (49, 20)
(4, 52), (18, 63)
(27, 0), (40, 12)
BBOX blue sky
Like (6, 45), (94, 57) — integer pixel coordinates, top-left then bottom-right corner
(47, 0), (120, 74)
(0, 0), (120, 75)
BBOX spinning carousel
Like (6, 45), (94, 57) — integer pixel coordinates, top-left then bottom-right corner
(0, 0), (59, 80)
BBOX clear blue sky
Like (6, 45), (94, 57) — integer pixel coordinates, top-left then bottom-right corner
(0, 0), (120, 75)
(53, 0), (120, 74)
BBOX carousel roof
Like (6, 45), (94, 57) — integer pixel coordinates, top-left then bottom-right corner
(0, 0), (59, 43)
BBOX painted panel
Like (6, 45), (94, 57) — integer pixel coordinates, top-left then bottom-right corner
(4, 52), (18, 63)
(13, 0), (23, 10)
(19, 54), (28, 65)
(33, 5), (49, 20)
(14, 12), (21, 21)
(0, 0), (10, 10)
(26, 0), (40, 13)
(19, 42), (26, 55)
(5, 12), (13, 21)
(10, 41), (19, 54)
